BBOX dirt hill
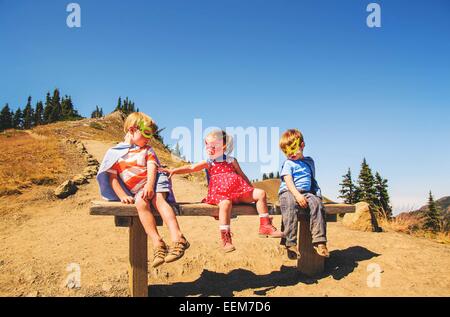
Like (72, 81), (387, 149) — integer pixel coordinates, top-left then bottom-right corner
(252, 178), (334, 205)
(0, 113), (449, 297)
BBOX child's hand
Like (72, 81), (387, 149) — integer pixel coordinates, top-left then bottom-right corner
(295, 193), (308, 209)
(141, 185), (154, 201)
(158, 167), (174, 179)
(120, 195), (135, 204)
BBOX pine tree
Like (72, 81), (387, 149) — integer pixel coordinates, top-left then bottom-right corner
(49, 89), (62, 122)
(34, 101), (44, 126)
(61, 95), (73, 119)
(91, 105), (103, 118)
(374, 172), (392, 218)
(0, 104), (14, 131)
(276, 171), (280, 179)
(339, 168), (357, 204)
(43, 92), (53, 124)
(269, 172), (274, 179)
(356, 158), (377, 206)
(423, 191), (440, 232)
(115, 97), (122, 112)
(173, 142), (182, 157)
(23, 96), (34, 129)
(13, 107), (24, 129)
(262, 173), (268, 180)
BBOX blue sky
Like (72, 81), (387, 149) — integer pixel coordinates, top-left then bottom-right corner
(1, 0), (449, 213)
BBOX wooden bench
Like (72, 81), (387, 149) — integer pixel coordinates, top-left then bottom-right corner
(90, 200), (355, 297)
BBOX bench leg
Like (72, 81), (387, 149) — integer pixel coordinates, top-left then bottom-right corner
(297, 215), (324, 276)
(128, 216), (148, 297)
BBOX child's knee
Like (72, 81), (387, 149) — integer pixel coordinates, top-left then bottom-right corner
(152, 192), (167, 206)
(254, 189), (266, 201)
(219, 199), (232, 209)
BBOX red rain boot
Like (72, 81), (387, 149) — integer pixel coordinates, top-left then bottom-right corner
(259, 216), (284, 238)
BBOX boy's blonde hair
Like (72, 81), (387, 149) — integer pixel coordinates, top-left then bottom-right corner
(279, 129), (304, 155)
(206, 129), (234, 154)
(123, 112), (157, 134)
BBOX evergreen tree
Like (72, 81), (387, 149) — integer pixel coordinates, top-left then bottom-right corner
(91, 105), (104, 118)
(173, 142), (182, 157)
(13, 107), (24, 129)
(0, 104), (14, 131)
(423, 191), (440, 232)
(115, 97), (122, 112)
(339, 168), (357, 204)
(374, 172), (392, 218)
(276, 171), (280, 179)
(49, 89), (62, 122)
(23, 96), (34, 129)
(61, 95), (75, 119)
(356, 158), (377, 206)
(43, 92), (53, 123)
(269, 172), (274, 179)
(34, 101), (44, 126)
(262, 173), (268, 180)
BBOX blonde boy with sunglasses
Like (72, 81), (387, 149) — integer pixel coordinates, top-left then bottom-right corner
(97, 112), (189, 268)
(278, 129), (329, 259)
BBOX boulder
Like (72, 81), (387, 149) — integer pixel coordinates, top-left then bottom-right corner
(54, 180), (78, 199)
(72, 174), (88, 185)
(342, 202), (382, 232)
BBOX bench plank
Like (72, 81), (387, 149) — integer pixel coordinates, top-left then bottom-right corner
(90, 201), (355, 216)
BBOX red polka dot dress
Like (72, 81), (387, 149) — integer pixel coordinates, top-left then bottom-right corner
(202, 156), (254, 205)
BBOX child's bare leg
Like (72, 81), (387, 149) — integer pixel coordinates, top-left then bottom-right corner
(237, 189), (283, 238)
(218, 199), (232, 226)
(237, 188), (268, 214)
(151, 193), (184, 243)
(135, 196), (164, 247)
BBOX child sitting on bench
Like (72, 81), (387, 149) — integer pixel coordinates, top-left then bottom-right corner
(96, 112), (189, 268)
(278, 129), (329, 259)
(160, 129), (283, 253)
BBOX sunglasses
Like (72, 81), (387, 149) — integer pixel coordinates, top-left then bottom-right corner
(137, 120), (154, 139)
(285, 138), (301, 156)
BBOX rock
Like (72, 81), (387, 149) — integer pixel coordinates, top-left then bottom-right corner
(54, 180), (78, 199)
(72, 174), (88, 185)
(83, 166), (98, 177)
(342, 202), (382, 232)
(26, 291), (39, 297)
(87, 158), (99, 166)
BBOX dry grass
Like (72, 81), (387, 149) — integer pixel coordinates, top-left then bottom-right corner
(378, 215), (450, 244)
(0, 130), (83, 197)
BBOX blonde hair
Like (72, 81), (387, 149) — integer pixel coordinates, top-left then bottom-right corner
(279, 129), (304, 155)
(123, 112), (157, 134)
(206, 129), (234, 154)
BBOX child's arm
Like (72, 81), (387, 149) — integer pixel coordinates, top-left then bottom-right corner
(231, 158), (253, 186)
(283, 174), (308, 208)
(166, 161), (209, 178)
(141, 162), (157, 201)
(108, 173), (134, 204)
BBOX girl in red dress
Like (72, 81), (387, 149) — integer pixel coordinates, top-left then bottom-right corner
(162, 130), (283, 252)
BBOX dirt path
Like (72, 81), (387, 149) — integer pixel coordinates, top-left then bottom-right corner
(0, 140), (449, 297)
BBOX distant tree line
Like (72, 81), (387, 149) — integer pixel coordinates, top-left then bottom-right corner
(91, 105), (104, 118)
(114, 97), (139, 115)
(339, 158), (392, 218)
(0, 89), (82, 132)
(262, 172), (280, 180)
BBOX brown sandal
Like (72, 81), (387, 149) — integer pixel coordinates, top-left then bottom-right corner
(165, 236), (190, 263)
(151, 242), (168, 268)
(313, 243), (330, 258)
